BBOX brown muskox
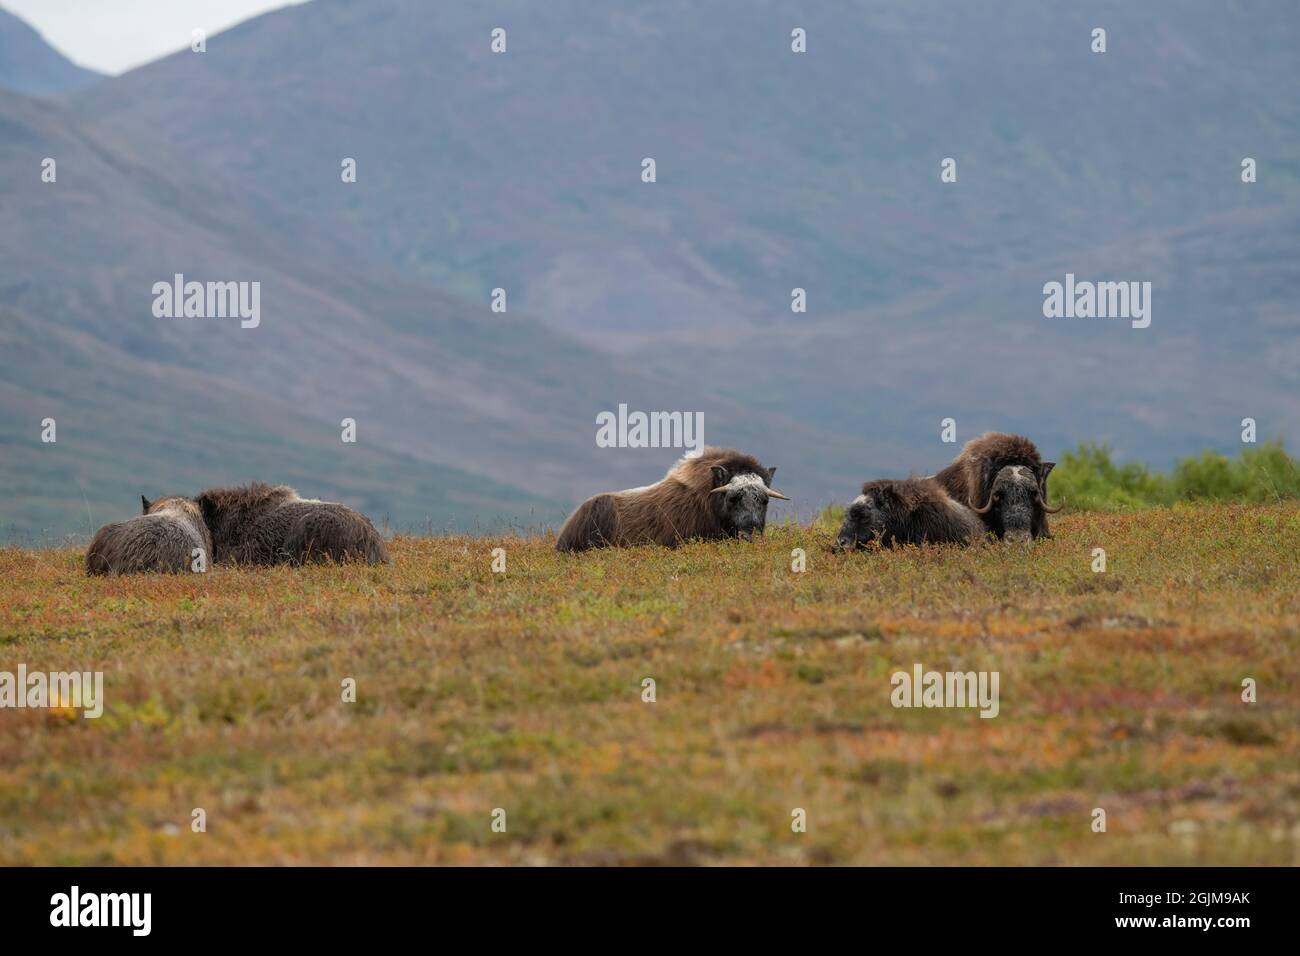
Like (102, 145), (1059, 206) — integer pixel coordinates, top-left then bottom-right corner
(192, 482), (388, 566)
(835, 478), (985, 550)
(555, 447), (789, 552)
(933, 432), (1062, 541)
(86, 495), (213, 575)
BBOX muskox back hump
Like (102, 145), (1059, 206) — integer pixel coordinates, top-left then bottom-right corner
(860, 478), (983, 548)
(556, 493), (619, 552)
(85, 513), (198, 575)
(279, 502), (388, 565)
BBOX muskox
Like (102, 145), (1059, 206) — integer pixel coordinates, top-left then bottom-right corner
(86, 495), (213, 575)
(555, 447), (789, 552)
(934, 432), (1061, 541)
(192, 482), (388, 565)
(835, 478), (984, 550)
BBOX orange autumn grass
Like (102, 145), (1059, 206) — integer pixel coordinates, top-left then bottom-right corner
(0, 503), (1296, 865)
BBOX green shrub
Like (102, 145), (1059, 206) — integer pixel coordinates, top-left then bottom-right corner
(1050, 442), (1173, 511)
(1053, 439), (1299, 511)
(1172, 441), (1300, 503)
(816, 441), (1299, 516)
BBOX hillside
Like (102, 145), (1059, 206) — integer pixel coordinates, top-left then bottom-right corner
(0, 83), (861, 540)
(3, 0), (1298, 537)
(70, 0), (1300, 338)
(62, 0), (1300, 471)
(0, 90), (857, 538)
(0, 301), (564, 543)
(1, 504), (1296, 864)
(0, 6), (99, 95)
(0, 92), (570, 538)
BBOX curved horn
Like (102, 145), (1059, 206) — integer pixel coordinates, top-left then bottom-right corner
(1037, 490), (1064, 514)
(710, 480), (790, 500)
(969, 492), (996, 515)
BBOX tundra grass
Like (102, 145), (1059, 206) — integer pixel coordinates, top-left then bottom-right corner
(0, 503), (1296, 865)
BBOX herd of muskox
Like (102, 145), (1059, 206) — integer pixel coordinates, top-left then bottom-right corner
(86, 483), (388, 574)
(84, 432), (1060, 573)
(556, 431), (1060, 552)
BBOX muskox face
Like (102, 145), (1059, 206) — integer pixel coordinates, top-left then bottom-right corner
(835, 488), (889, 550)
(976, 465), (1059, 542)
(709, 465), (786, 540)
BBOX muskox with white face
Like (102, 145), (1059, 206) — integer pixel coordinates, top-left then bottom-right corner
(193, 482), (388, 566)
(933, 432), (1061, 541)
(835, 478), (984, 550)
(86, 495), (213, 575)
(555, 447), (788, 552)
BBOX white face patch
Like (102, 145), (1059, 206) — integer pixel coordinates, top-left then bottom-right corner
(851, 494), (868, 507)
(723, 473), (769, 494)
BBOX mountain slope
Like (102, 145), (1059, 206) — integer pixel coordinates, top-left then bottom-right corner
(0, 304), (561, 542)
(5, 1), (1297, 537)
(0, 6), (99, 95)
(60, 0), (1300, 472)
(0, 88), (859, 539)
(70, 0), (1300, 341)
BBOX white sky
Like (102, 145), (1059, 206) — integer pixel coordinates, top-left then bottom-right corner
(3, 0), (312, 75)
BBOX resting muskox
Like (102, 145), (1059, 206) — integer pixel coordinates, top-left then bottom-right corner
(192, 482), (388, 565)
(835, 478), (984, 550)
(86, 495), (213, 575)
(555, 447), (788, 552)
(933, 432), (1061, 542)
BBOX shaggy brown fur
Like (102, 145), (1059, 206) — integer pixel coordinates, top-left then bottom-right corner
(836, 478), (985, 549)
(193, 482), (388, 566)
(556, 447), (784, 552)
(934, 432), (1057, 537)
(86, 496), (213, 575)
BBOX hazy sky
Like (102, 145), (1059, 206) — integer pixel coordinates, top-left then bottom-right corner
(3, 0), (312, 75)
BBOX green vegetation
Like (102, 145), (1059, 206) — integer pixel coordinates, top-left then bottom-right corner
(1053, 440), (1300, 511)
(815, 441), (1300, 528)
(1, 503), (1296, 865)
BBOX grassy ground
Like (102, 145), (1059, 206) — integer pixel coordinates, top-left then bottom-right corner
(0, 504), (1297, 865)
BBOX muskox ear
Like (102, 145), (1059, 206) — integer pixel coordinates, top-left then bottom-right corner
(766, 466), (777, 484)
(710, 465), (730, 488)
(141, 495), (151, 514)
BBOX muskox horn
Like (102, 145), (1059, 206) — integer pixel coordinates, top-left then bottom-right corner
(969, 492), (996, 515)
(1037, 489), (1064, 514)
(709, 482), (790, 500)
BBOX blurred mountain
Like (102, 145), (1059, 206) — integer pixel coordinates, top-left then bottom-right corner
(0, 6), (100, 95)
(3, 0), (1298, 539)
(71, 0), (1300, 338)
(0, 87), (841, 539)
